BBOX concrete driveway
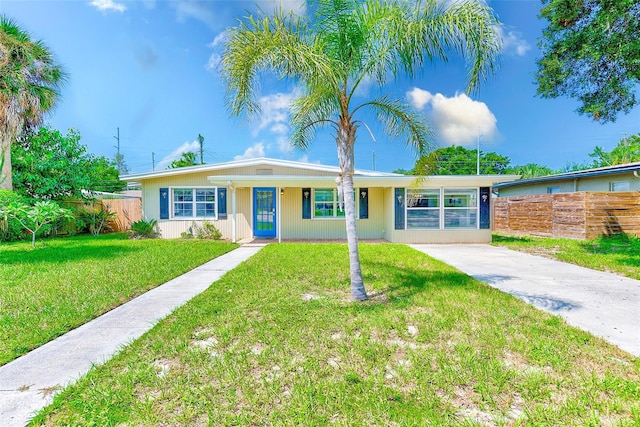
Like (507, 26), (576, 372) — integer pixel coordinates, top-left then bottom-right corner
(411, 244), (640, 358)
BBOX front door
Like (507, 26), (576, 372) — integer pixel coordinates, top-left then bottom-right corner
(253, 187), (276, 238)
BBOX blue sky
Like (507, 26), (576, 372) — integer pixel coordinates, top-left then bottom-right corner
(1, 0), (638, 173)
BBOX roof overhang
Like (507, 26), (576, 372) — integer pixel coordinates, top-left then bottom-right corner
(207, 174), (521, 188)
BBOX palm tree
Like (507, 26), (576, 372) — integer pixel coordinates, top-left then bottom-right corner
(221, 0), (501, 300)
(0, 16), (66, 190)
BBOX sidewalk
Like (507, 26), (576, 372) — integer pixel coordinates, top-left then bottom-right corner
(411, 244), (640, 358)
(0, 245), (264, 427)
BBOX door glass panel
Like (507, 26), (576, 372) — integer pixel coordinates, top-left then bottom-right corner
(256, 190), (274, 231)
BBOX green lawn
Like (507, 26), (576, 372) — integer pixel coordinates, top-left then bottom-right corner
(0, 233), (237, 365)
(33, 243), (639, 426)
(493, 233), (640, 280)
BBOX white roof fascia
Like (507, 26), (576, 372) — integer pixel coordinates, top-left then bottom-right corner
(121, 157), (400, 182)
(208, 174), (521, 188)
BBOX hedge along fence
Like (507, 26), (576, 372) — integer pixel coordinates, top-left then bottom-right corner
(493, 192), (640, 240)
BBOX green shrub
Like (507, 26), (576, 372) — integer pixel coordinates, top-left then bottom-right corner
(0, 190), (26, 242)
(180, 221), (222, 240)
(129, 219), (159, 239)
(80, 206), (116, 236)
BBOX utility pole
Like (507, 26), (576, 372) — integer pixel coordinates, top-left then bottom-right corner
(198, 134), (204, 164)
(372, 150), (376, 171)
(114, 127), (120, 158)
(477, 134), (482, 175)
(152, 152), (155, 171)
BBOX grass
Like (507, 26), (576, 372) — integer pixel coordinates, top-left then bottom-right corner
(32, 243), (639, 426)
(0, 233), (237, 365)
(492, 233), (640, 280)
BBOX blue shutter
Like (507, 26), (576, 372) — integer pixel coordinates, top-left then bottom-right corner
(217, 188), (227, 219)
(302, 188), (311, 219)
(394, 188), (405, 230)
(359, 188), (369, 219)
(480, 187), (490, 229)
(159, 188), (169, 219)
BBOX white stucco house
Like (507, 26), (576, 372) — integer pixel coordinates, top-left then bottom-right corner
(122, 157), (518, 243)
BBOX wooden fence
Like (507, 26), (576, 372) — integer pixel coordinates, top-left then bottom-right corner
(493, 192), (640, 240)
(63, 197), (142, 232)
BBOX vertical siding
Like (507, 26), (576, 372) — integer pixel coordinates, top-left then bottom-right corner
(141, 173), (252, 240)
(279, 187), (385, 239)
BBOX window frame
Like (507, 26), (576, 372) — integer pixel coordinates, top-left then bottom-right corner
(312, 187), (357, 220)
(610, 181), (630, 192)
(406, 188), (441, 229)
(169, 186), (217, 220)
(402, 187), (480, 230)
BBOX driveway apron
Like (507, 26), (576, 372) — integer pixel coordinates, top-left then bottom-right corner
(411, 244), (640, 358)
(0, 244), (264, 427)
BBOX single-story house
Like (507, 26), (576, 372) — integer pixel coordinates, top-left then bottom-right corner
(122, 157), (518, 243)
(493, 162), (640, 196)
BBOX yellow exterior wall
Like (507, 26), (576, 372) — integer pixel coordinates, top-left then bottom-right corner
(279, 187), (385, 240)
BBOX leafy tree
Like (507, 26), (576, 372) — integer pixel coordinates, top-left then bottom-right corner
(12, 126), (124, 199)
(536, 0), (640, 123)
(115, 152), (129, 175)
(589, 133), (640, 167)
(413, 145), (511, 175)
(506, 163), (554, 179)
(168, 152), (199, 169)
(0, 16), (66, 190)
(222, 0), (501, 300)
(1, 200), (72, 247)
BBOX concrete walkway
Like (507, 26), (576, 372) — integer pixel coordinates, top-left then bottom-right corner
(0, 244), (264, 427)
(411, 244), (640, 358)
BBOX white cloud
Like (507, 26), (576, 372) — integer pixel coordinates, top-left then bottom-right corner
(89, 0), (126, 12)
(407, 88), (497, 145)
(205, 31), (228, 72)
(173, 1), (219, 28)
(234, 143), (266, 160)
(255, 0), (306, 15)
(156, 140), (200, 170)
(496, 26), (531, 57)
(253, 92), (295, 136)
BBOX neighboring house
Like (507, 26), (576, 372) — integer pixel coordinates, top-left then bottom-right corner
(121, 157), (518, 243)
(493, 162), (640, 196)
(492, 162), (640, 240)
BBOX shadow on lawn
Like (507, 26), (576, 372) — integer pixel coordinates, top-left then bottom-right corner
(0, 244), (140, 265)
(363, 261), (477, 302)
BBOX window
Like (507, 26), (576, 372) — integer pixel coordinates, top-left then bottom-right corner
(610, 181), (630, 191)
(314, 188), (345, 218)
(443, 188), (477, 228)
(172, 187), (216, 219)
(547, 186), (561, 194)
(406, 189), (440, 229)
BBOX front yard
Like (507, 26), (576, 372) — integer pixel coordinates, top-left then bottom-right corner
(0, 233), (237, 365)
(493, 233), (640, 280)
(31, 243), (639, 426)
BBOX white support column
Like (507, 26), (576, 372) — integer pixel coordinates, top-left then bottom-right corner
(231, 187), (237, 243)
(278, 187), (282, 244)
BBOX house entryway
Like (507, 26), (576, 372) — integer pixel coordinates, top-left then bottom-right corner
(253, 187), (276, 238)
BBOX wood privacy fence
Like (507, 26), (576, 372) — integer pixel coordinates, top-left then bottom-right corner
(63, 197), (142, 232)
(101, 198), (142, 231)
(493, 192), (640, 240)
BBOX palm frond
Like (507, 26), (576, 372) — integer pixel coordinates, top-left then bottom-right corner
(221, 11), (336, 117)
(290, 88), (339, 150)
(355, 96), (434, 157)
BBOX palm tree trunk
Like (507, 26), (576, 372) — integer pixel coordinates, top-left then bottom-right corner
(0, 139), (12, 191)
(337, 123), (368, 301)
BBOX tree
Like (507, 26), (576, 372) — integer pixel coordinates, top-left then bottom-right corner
(412, 146), (510, 175)
(1, 200), (72, 247)
(0, 16), (66, 190)
(167, 151), (199, 169)
(12, 126), (124, 199)
(589, 133), (640, 167)
(535, 0), (640, 123)
(222, 0), (500, 300)
(506, 163), (554, 179)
